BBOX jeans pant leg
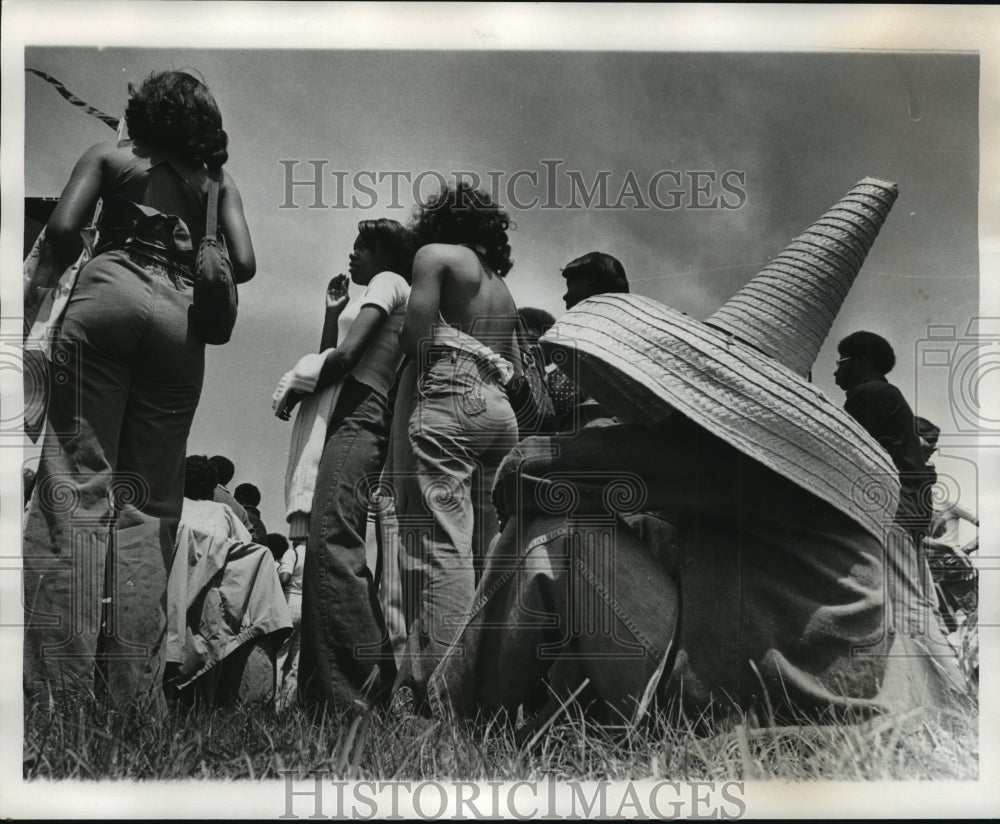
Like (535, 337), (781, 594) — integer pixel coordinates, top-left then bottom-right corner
(23, 253), (202, 709)
(22, 336), (129, 698)
(428, 511), (678, 725)
(297, 379), (396, 710)
(397, 354), (519, 701)
(99, 262), (204, 710)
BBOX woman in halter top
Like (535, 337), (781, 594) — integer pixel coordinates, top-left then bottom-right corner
(393, 183), (521, 709)
(23, 71), (254, 716)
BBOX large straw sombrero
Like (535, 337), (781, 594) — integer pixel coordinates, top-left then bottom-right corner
(540, 177), (901, 539)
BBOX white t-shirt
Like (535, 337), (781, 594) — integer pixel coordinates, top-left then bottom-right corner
(279, 543), (305, 598)
(336, 271), (409, 398)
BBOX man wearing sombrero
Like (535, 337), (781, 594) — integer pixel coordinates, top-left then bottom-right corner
(428, 178), (965, 729)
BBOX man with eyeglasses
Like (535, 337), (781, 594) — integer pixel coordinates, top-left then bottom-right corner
(834, 330), (930, 548)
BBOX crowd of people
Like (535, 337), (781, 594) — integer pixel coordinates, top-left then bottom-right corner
(23, 70), (973, 733)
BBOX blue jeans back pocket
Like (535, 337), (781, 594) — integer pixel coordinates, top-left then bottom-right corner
(462, 390), (487, 416)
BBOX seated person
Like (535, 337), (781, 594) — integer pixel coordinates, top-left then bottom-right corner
(166, 456), (291, 706)
(234, 482), (269, 544)
(429, 178), (965, 732)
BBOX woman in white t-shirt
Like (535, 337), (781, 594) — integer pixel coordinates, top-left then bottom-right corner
(275, 219), (411, 711)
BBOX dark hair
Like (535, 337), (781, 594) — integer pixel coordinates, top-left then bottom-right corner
(915, 416), (941, 446)
(266, 533), (290, 562)
(837, 330), (896, 375)
(411, 183), (513, 277)
(357, 218), (415, 282)
(562, 252), (629, 296)
(208, 455), (235, 486)
(185, 455), (218, 501)
(125, 70), (229, 171)
(234, 482), (261, 507)
(518, 307), (556, 341)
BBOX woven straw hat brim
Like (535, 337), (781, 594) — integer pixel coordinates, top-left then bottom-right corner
(541, 294), (900, 538)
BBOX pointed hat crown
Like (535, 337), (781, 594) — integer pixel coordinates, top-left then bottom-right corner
(706, 177), (899, 377)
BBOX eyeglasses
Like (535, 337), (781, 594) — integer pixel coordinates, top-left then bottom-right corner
(835, 356), (856, 366)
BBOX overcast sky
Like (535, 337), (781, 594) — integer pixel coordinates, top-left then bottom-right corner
(5, 3), (1000, 819)
(21, 45), (981, 530)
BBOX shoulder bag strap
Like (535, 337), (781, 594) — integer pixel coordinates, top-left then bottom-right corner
(163, 155), (220, 239)
(205, 172), (221, 240)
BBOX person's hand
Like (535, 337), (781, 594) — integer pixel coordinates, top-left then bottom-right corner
(326, 274), (350, 312)
(276, 388), (307, 421)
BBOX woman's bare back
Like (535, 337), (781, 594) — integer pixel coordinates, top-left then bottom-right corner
(438, 245), (519, 363)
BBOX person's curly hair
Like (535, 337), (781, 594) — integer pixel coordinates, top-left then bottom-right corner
(837, 330), (897, 375)
(411, 183), (513, 277)
(234, 482), (261, 507)
(266, 533), (290, 562)
(125, 70), (229, 171)
(184, 455), (219, 501)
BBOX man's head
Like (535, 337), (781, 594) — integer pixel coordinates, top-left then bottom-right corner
(561, 252), (629, 310)
(234, 482), (261, 508)
(915, 416), (941, 463)
(834, 330), (896, 391)
(410, 182), (513, 277)
(185, 455), (218, 501)
(266, 533), (289, 563)
(518, 307), (556, 343)
(208, 455), (235, 487)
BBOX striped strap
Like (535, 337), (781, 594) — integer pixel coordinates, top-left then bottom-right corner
(26, 68), (120, 131)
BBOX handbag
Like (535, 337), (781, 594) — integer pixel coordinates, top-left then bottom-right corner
(505, 325), (557, 437)
(191, 172), (238, 345)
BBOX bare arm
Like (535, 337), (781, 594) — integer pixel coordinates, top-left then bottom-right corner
(319, 275), (351, 351)
(951, 502), (978, 527)
(316, 305), (388, 390)
(219, 171), (256, 284)
(45, 142), (109, 271)
(400, 245), (446, 362)
(319, 307), (341, 353)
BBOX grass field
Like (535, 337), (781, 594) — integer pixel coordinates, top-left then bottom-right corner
(23, 681), (978, 782)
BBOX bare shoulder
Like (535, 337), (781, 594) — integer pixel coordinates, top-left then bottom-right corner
(414, 243), (466, 264)
(413, 243), (479, 276)
(79, 140), (122, 169)
(219, 168), (243, 197)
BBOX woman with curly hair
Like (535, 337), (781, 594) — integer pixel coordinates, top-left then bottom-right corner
(23, 70), (254, 714)
(394, 183), (520, 707)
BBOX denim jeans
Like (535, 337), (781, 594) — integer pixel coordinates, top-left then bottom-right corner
(395, 351), (519, 703)
(372, 361), (415, 667)
(428, 511), (677, 727)
(23, 250), (204, 713)
(428, 417), (959, 726)
(297, 377), (397, 710)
